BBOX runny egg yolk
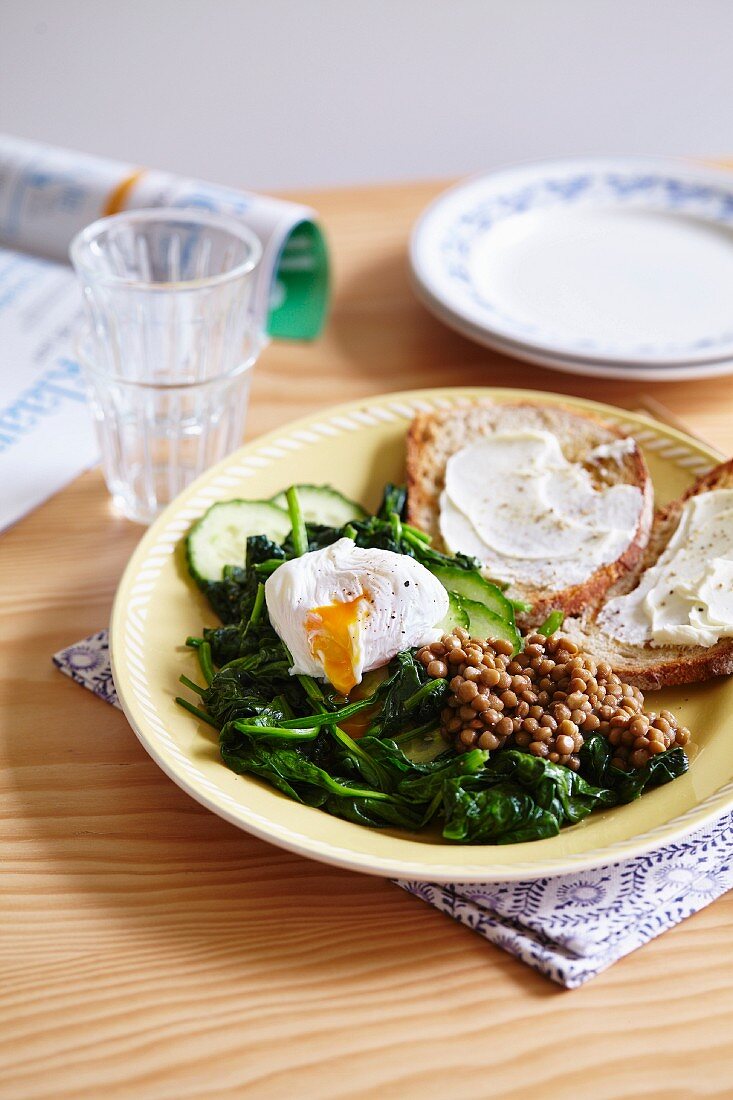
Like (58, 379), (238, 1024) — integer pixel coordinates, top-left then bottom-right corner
(305, 594), (369, 695)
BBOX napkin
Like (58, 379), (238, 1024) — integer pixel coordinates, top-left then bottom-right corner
(54, 631), (733, 988)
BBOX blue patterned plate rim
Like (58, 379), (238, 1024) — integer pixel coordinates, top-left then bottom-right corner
(411, 156), (733, 367)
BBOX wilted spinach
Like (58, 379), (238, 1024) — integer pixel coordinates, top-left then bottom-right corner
(440, 751), (617, 844)
(371, 651), (447, 738)
(442, 780), (562, 844)
(579, 733), (688, 802)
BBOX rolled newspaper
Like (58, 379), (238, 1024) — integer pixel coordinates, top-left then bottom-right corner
(0, 134), (329, 339)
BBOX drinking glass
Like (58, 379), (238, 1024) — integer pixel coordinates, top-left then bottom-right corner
(70, 208), (263, 523)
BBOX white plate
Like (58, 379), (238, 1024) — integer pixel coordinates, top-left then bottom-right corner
(411, 158), (733, 367)
(415, 280), (733, 382)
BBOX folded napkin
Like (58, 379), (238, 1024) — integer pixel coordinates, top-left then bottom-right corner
(54, 631), (733, 988)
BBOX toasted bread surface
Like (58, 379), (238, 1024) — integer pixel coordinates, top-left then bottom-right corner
(564, 459), (733, 690)
(406, 402), (653, 623)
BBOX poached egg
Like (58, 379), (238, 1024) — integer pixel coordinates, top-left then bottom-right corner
(264, 537), (449, 694)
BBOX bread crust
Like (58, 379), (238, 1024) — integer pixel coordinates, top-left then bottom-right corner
(406, 401), (653, 624)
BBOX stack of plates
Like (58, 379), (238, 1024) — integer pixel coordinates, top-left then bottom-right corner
(410, 157), (733, 381)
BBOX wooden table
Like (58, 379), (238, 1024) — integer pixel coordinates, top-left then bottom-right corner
(3, 181), (733, 1100)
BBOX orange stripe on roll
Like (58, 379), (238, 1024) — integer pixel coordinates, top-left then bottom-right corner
(102, 169), (146, 217)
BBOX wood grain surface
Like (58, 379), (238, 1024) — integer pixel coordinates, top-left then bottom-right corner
(2, 179), (733, 1100)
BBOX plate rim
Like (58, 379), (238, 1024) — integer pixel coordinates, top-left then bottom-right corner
(111, 386), (731, 882)
(412, 274), (733, 383)
(410, 156), (733, 368)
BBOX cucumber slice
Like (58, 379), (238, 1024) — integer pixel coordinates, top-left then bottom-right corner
(429, 565), (517, 626)
(538, 610), (564, 636)
(187, 500), (292, 583)
(270, 484), (367, 527)
(460, 597), (522, 654)
(437, 591), (469, 633)
(398, 727), (446, 765)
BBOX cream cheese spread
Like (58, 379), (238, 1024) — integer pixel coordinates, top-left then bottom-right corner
(438, 430), (645, 589)
(590, 437), (638, 463)
(597, 489), (733, 647)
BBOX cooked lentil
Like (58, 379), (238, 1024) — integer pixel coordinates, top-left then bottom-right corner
(416, 628), (691, 771)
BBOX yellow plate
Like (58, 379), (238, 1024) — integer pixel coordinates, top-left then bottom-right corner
(111, 387), (731, 882)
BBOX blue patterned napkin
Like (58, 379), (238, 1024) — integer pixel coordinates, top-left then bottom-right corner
(54, 631), (733, 988)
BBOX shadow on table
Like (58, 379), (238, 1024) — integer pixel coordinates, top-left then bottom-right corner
(325, 247), (714, 412)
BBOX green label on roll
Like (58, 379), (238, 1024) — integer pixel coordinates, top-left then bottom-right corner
(267, 220), (330, 341)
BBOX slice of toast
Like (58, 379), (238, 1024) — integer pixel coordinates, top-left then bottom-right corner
(564, 459), (733, 690)
(406, 402), (653, 623)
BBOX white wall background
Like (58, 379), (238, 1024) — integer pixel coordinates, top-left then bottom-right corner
(1, 0), (732, 192)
